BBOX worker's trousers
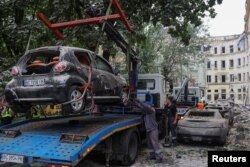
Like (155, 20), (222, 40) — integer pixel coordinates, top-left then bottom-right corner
(166, 117), (176, 142)
(146, 128), (162, 159)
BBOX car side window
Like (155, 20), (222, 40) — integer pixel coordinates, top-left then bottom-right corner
(74, 51), (90, 66)
(95, 56), (113, 73)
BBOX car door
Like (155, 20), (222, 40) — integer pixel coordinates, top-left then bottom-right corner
(94, 55), (119, 96)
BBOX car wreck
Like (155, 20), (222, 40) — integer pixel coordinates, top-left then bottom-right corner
(176, 109), (229, 145)
(4, 46), (128, 115)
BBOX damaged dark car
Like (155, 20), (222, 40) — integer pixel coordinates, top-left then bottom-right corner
(5, 46), (128, 115)
(176, 109), (229, 145)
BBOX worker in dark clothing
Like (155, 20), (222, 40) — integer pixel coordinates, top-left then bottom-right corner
(163, 96), (178, 147)
(133, 99), (163, 163)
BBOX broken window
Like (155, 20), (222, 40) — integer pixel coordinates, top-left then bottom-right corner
(221, 75), (226, 83)
(238, 73), (242, 81)
(230, 45), (234, 53)
(214, 47), (217, 54)
(207, 75), (211, 83)
(222, 46), (225, 53)
(221, 60), (226, 69)
(229, 59), (234, 68)
(207, 61), (211, 69)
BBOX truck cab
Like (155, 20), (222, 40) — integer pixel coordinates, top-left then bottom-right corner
(124, 74), (166, 108)
(172, 86), (203, 117)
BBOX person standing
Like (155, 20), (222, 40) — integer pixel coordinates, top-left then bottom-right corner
(133, 99), (163, 163)
(164, 96), (178, 147)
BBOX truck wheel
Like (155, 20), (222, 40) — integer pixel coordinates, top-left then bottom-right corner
(62, 86), (86, 115)
(122, 130), (139, 166)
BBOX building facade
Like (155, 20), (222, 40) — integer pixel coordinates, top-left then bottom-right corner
(203, 34), (249, 105)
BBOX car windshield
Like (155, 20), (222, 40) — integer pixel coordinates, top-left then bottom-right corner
(188, 111), (215, 118)
(18, 49), (60, 75)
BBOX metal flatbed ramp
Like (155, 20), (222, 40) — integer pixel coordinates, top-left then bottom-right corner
(0, 114), (142, 166)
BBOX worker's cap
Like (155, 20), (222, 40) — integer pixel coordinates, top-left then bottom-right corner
(144, 101), (154, 107)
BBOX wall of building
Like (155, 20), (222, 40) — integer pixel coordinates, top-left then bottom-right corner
(203, 34), (250, 105)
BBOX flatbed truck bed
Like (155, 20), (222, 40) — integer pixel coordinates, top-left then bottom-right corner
(0, 109), (146, 167)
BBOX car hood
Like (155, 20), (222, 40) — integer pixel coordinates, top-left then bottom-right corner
(178, 118), (226, 128)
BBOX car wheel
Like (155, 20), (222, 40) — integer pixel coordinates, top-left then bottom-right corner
(62, 86), (86, 115)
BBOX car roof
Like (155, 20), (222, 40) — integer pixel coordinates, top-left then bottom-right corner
(27, 46), (95, 55)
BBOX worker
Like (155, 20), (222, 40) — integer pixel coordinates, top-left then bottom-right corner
(197, 101), (204, 110)
(1, 103), (14, 125)
(163, 96), (178, 147)
(133, 99), (163, 163)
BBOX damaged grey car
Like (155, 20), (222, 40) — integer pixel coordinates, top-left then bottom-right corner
(5, 46), (128, 115)
(176, 109), (229, 145)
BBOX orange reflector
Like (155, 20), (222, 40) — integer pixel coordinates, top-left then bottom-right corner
(48, 164), (71, 167)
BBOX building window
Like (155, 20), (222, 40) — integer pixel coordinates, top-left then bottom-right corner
(214, 94), (219, 101)
(238, 47), (241, 51)
(207, 95), (211, 100)
(238, 94), (242, 100)
(221, 75), (226, 83)
(238, 73), (241, 81)
(243, 73), (245, 81)
(238, 89), (241, 93)
(247, 72), (249, 81)
(243, 57), (245, 66)
(207, 89), (211, 93)
(214, 61), (217, 69)
(229, 45), (234, 53)
(207, 75), (211, 83)
(221, 60), (226, 69)
(207, 61), (211, 69)
(214, 47), (217, 54)
(215, 75), (218, 83)
(238, 58), (241, 66)
(229, 59), (234, 68)
(247, 56), (249, 65)
(214, 89), (219, 93)
(222, 46), (225, 53)
(230, 74), (234, 82)
(221, 89), (226, 99)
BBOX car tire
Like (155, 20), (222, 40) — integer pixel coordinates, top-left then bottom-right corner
(62, 85), (86, 115)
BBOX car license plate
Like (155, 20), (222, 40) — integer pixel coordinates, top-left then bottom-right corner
(24, 79), (45, 86)
(192, 137), (202, 142)
(1, 154), (24, 164)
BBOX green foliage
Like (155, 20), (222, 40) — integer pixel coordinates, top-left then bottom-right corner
(0, 0), (222, 71)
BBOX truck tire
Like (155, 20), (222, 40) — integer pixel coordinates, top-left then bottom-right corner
(121, 128), (139, 166)
(62, 85), (86, 115)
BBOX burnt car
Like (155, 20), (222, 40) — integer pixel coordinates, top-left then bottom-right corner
(204, 104), (234, 126)
(5, 46), (128, 115)
(176, 109), (229, 145)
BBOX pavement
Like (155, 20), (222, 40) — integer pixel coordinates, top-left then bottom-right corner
(1, 109), (250, 167)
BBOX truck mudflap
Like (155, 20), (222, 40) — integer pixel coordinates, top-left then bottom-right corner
(0, 114), (142, 166)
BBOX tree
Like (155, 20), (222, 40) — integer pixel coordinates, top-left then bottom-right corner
(0, 0), (223, 70)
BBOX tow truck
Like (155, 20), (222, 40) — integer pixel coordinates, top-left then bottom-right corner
(0, 1), (166, 166)
(172, 78), (201, 119)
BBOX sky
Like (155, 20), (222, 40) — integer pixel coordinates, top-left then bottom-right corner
(206, 0), (246, 36)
